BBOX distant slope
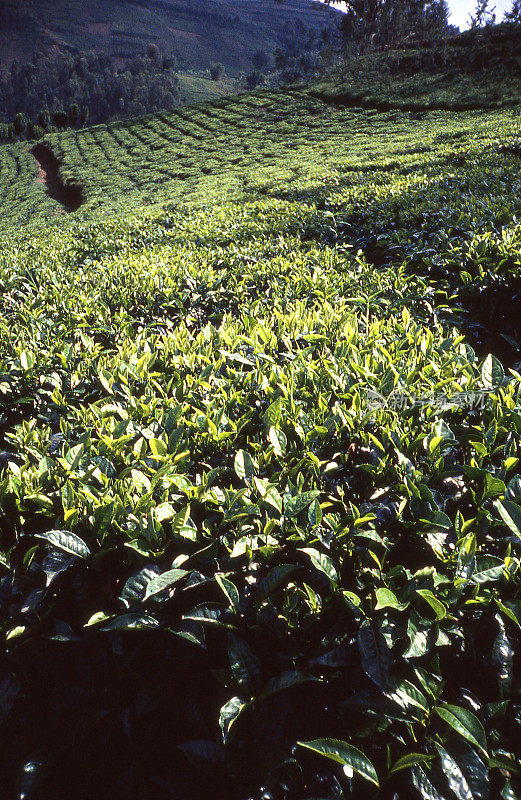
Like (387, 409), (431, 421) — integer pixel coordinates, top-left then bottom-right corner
(0, 0), (339, 73)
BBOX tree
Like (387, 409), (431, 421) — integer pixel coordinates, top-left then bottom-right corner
(246, 71), (262, 89)
(336, 0), (450, 53)
(0, 43), (184, 131)
(277, 17), (311, 57)
(37, 109), (50, 130)
(468, 0), (496, 27)
(252, 49), (270, 71)
(209, 63), (223, 81)
(26, 121), (43, 140)
(13, 112), (27, 136)
(423, 0), (450, 39)
(68, 103), (80, 127)
(162, 56), (176, 70)
(337, 0), (386, 51)
(147, 43), (161, 65)
(504, 0), (521, 21)
(52, 110), (68, 129)
(274, 47), (288, 69)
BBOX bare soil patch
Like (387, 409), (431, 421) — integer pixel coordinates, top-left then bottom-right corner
(31, 143), (84, 213)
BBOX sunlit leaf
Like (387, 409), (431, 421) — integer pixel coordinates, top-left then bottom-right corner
(297, 739), (378, 786)
(434, 704), (488, 756)
(34, 530), (90, 559)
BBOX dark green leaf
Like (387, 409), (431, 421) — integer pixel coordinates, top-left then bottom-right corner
(178, 740), (226, 770)
(256, 564), (299, 601)
(434, 704), (488, 756)
(411, 765), (447, 800)
(481, 354), (504, 388)
(219, 696), (245, 743)
(228, 634), (261, 693)
(495, 500), (521, 540)
(390, 752), (433, 774)
(357, 621), (393, 689)
(100, 613), (160, 630)
(120, 567), (159, 604)
(285, 491), (320, 517)
(215, 573), (240, 611)
(261, 671), (318, 698)
(416, 589), (447, 619)
(34, 530), (90, 559)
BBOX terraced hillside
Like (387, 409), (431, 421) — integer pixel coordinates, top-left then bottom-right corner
(0, 145), (57, 227)
(0, 87), (521, 799)
(3, 89), (520, 228)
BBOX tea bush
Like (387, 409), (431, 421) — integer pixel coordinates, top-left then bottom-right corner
(0, 86), (520, 799)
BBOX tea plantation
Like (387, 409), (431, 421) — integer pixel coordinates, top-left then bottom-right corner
(0, 86), (520, 799)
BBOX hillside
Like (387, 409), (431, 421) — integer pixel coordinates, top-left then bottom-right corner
(0, 0), (338, 74)
(311, 22), (521, 112)
(0, 50), (521, 800)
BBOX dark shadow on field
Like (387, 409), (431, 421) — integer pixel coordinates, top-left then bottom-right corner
(31, 144), (84, 213)
(269, 152), (521, 366)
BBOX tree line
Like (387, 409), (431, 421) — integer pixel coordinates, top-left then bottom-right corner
(470, 0), (521, 27)
(0, 45), (180, 143)
(330, 0), (521, 54)
(337, 0), (452, 53)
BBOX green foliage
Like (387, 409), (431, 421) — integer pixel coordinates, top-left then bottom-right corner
(321, 23), (521, 113)
(210, 63), (224, 81)
(0, 86), (520, 798)
(337, 0), (450, 54)
(0, 46), (182, 132)
(13, 113), (27, 136)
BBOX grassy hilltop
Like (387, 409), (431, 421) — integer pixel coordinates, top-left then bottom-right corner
(0, 28), (521, 800)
